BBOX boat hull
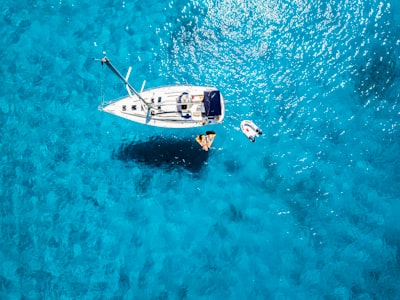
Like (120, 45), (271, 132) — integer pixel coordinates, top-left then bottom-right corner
(240, 120), (262, 142)
(99, 85), (225, 128)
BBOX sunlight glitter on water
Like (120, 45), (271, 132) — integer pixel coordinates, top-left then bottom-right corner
(1, 0), (400, 298)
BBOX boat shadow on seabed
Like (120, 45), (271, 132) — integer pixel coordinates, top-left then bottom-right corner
(112, 136), (209, 172)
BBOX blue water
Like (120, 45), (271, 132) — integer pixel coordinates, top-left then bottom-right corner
(1, 0), (400, 298)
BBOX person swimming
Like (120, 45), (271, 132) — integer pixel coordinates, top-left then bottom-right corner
(195, 131), (216, 151)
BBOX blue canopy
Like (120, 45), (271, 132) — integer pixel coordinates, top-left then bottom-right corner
(204, 91), (222, 116)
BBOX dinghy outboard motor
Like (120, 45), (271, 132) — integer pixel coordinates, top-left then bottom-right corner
(240, 120), (263, 142)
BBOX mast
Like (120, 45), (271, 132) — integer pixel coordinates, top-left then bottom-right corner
(100, 57), (152, 109)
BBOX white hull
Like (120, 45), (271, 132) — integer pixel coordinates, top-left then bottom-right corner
(240, 120), (262, 142)
(96, 57), (225, 129)
(99, 85), (224, 128)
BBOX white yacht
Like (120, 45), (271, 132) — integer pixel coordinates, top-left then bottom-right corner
(97, 57), (225, 128)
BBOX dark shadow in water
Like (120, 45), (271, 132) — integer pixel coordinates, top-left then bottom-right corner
(354, 43), (397, 102)
(113, 136), (209, 172)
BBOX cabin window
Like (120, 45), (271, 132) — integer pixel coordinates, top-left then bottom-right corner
(122, 105), (126, 111)
(158, 97), (162, 103)
(131, 105), (137, 110)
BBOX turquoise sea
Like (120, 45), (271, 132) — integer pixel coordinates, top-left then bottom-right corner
(1, 0), (400, 298)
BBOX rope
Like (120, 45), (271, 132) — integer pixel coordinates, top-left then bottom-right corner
(100, 62), (105, 106)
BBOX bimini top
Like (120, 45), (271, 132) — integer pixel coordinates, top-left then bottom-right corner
(204, 90), (222, 117)
(96, 56), (225, 129)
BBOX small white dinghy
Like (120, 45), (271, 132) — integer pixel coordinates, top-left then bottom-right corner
(240, 120), (263, 142)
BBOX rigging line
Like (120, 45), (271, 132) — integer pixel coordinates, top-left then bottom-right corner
(100, 60), (105, 106)
(95, 56), (107, 107)
(101, 57), (152, 109)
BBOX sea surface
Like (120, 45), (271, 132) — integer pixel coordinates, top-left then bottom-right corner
(1, 0), (400, 299)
